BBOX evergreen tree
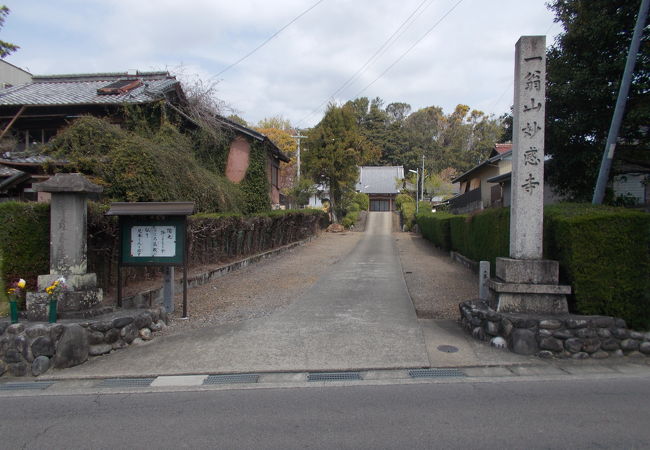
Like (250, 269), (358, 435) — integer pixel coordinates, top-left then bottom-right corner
(545, 0), (649, 200)
(303, 103), (379, 220)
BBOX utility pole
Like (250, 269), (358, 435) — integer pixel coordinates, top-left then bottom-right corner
(593, 0), (649, 204)
(409, 168), (419, 214)
(291, 132), (307, 181)
(421, 154), (425, 208)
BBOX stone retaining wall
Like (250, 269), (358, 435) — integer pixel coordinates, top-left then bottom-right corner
(460, 300), (650, 359)
(0, 306), (167, 377)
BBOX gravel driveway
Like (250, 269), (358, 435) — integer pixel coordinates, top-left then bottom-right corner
(164, 230), (363, 334)
(163, 218), (477, 335)
(395, 231), (478, 320)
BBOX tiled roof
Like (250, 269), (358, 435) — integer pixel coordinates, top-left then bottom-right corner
(356, 166), (404, 194)
(0, 165), (20, 177)
(0, 152), (64, 164)
(494, 143), (513, 154)
(0, 72), (179, 106)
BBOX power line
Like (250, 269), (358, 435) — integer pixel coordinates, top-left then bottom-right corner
(215, 0), (326, 77)
(297, 0), (434, 127)
(353, 0), (464, 99)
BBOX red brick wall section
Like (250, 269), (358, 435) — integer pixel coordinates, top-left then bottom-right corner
(225, 137), (251, 183)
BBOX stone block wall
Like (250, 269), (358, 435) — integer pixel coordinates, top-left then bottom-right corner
(460, 300), (650, 359)
(0, 306), (167, 377)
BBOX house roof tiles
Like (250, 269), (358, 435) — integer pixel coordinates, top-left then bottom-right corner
(356, 166), (404, 194)
(0, 72), (178, 106)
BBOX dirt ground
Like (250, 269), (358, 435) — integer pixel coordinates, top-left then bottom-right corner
(395, 231), (478, 320)
(157, 212), (477, 334)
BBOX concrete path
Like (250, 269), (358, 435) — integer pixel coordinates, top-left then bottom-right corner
(54, 212), (432, 377)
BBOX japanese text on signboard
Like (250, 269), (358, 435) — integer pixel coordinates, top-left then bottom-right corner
(130, 226), (176, 258)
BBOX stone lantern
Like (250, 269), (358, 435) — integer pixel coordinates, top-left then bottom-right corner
(26, 173), (104, 321)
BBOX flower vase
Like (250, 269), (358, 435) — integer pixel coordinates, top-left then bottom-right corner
(9, 300), (18, 323)
(48, 299), (58, 323)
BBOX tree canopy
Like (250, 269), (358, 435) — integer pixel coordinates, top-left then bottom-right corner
(255, 123), (298, 191)
(0, 6), (18, 58)
(332, 97), (505, 199)
(545, 0), (650, 200)
(303, 103), (380, 219)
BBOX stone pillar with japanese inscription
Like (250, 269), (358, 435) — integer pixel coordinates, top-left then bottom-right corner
(26, 173), (105, 320)
(511, 36), (545, 259)
(488, 36), (571, 314)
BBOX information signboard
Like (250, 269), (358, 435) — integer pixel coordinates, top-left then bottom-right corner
(120, 217), (186, 265)
(107, 202), (194, 318)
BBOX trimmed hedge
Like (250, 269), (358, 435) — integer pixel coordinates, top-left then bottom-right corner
(0, 202), (50, 294)
(417, 204), (650, 329)
(544, 204), (650, 329)
(416, 211), (455, 251)
(0, 203), (328, 302)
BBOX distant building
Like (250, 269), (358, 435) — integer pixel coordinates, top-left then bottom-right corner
(0, 60), (32, 89)
(356, 166), (404, 211)
(450, 144), (512, 214)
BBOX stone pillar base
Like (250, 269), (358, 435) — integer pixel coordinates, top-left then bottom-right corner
(490, 258), (571, 314)
(495, 257), (560, 284)
(26, 292), (49, 321)
(37, 273), (98, 291)
(26, 288), (103, 321)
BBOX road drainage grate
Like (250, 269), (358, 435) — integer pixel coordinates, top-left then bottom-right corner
(408, 368), (466, 378)
(98, 378), (156, 388)
(0, 381), (54, 391)
(203, 374), (260, 385)
(307, 372), (363, 382)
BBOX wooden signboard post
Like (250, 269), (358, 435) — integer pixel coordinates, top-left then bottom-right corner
(107, 202), (195, 318)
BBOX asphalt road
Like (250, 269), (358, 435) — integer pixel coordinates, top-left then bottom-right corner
(3, 375), (650, 449)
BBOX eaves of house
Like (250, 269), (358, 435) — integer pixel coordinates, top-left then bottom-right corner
(452, 149), (512, 184)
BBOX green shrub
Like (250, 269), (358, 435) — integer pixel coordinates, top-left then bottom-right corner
(418, 201), (431, 214)
(0, 202), (50, 295)
(544, 203), (650, 329)
(347, 202), (360, 213)
(416, 211), (455, 250)
(46, 116), (245, 213)
(239, 140), (272, 214)
(396, 193), (416, 230)
(353, 192), (369, 210)
(342, 210), (360, 229)
(340, 192), (367, 228)
(463, 208), (510, 270)
(418, 203), (650, 329)
(395, 193), (413, 209)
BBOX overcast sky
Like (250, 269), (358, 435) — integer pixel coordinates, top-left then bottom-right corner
(3, 0), (561, 128)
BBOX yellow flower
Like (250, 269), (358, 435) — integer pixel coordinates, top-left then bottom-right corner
(17, 279), (26, 289)
(7, 287), (15, 295)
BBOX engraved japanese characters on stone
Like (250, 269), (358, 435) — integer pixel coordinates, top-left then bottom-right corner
(524, 70), (542, 91)
(523, 98), (542, 113)
(521, 173), (540, 194)
(522, 121), (542, 138)
(523, 147), (541, 166)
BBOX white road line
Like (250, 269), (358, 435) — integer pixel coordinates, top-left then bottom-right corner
(150, 375), (208, 387)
